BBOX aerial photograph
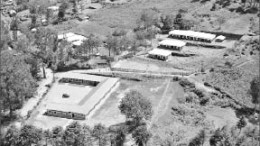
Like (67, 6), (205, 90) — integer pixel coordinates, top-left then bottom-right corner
(0, 0), (259, 145)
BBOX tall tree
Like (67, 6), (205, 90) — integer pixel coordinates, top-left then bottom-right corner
(80, 34), (101, 55)
(17, 125), (43, 146)
(0, 50), (37, 117)
(58, 1), (69, 21)
(92, 123), (108, 146)
(236, 116), (247, 134)
(51, 126), (65, 146)
(34, 27), (58, 78)
(2, 125), (20, 146)
(105, 36), (120, 56)
(249, 76), (260, 109)
(156, 14), (174, 33)
(10, 17), (19, 41)
(119, 90), (153, 126)
(63, 121), (93, 146)
(132, 125), (151, 146)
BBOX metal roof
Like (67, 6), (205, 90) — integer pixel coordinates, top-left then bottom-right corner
(148, 49), (172, 57)
(169, 30), (216, 40)
(159, 39), (186, 47)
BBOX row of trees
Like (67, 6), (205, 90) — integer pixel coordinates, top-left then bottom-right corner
(136, 8), (195, 34)
(1, 90), (153, 146)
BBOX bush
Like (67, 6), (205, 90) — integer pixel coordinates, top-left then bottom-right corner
(177, 96), (186, 104)
(209, 67), (215, 72)
(191, 89), (205, 98)
(179, 78), (196, 89)
(185, 92), (199, 103)
(200, 96), (210, 106)
(173, 76), (180, 81)
(204, 82), (211, 87)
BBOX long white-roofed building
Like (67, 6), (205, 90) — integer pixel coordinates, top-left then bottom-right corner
(169, 30), (216, 43)
(158, 39), (186, 51)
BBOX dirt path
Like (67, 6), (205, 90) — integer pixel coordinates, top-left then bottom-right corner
(18, 68), (54, 118)
(149, 79), (172, 127)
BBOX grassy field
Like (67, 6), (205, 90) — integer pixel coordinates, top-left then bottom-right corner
(88, 79), (174, 126)
(90, 0), (202, 29)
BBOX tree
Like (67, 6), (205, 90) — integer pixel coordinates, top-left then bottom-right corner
(156, 14), (174, 33)
(58, 1), (69, 21)
(2, 125), (20, 146)
(105, 36), (120, 56)
(51, 126), (65, 146)
(237, 116), (247, 134)
(18, 125), (43, 146)
(44, 129), (53, 146)
(0, 20), (11, 50)
(63, 121), (93, 146)
(92, 123), (108, 146)
(249, 76), (260, 109)
(10, 17), (19, 41)
(132, 125), (151, 146)
(209, 128), (224, 146)
(72, 0), (79, 16)
(189, 129), (206, 146)
(109, 126), (126, 146)
(80, 34), (101, 55)
(119, 90), (153, 125)
(112, 29), (127, 37)
(137, 9), (159, 30)
(34, 27), (58, 78)
(24, 54), (41, 80)
(0, 50), (37, 117)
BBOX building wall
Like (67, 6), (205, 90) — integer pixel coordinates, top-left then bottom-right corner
(45, 110), (86, 120)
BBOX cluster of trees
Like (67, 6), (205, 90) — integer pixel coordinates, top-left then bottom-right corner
(1, 122), (103, 146)
(188, 116), (259, 146)
(135, 8), (195, 35)
(119, 90), (153, 146)
(1, 90), (153, 146)
(0, 50), (38, 119)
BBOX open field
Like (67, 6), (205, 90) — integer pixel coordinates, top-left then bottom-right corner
(85, 79), (182, 127)
(90, 0), (202, 29)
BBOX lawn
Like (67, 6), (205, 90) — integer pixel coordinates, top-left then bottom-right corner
(88, 79), (170, 127)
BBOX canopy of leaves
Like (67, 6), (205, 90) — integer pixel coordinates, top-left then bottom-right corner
(0, 50), (37, 116)
(119, 90), (153, 122)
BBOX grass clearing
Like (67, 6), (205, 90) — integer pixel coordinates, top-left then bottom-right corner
(88, 79), (173, 127)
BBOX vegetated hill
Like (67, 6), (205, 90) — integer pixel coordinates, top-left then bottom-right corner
(89, 0), (203, 29)
(89, 0), (259, 35)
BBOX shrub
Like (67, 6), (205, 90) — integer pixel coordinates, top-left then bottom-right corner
(200, 96), (210, 106)
(177, 96), (186, 104)
(191, 89), (205, 98)
(173, 76), (180, 81)
(185, 92), (199, 103)
(204, 82), (211, 87)
(179, 78), (196, 89)
(209, 67), (215, 72)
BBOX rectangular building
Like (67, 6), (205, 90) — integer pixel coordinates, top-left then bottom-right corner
(44, 73), (119, 120)
(148, 49), (172, 61)
(158, 39), (186, 51)
(169, 30), (216, 43)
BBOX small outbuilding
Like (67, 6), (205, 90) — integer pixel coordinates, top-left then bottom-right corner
(158, 39), (186, 51)
(148, 49), (172, 61)
(215, 35), (226, 42)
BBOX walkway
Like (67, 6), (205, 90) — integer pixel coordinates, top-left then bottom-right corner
(18, 68), (54, 118)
